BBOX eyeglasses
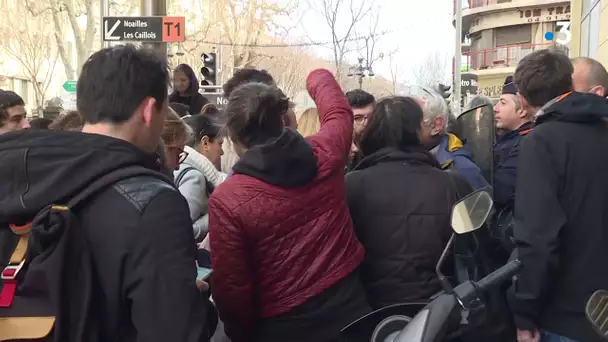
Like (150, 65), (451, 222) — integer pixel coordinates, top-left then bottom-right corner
(354, 114), (370, 124)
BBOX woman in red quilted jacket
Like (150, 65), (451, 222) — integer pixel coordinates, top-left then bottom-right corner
(208, 69), (370, 342)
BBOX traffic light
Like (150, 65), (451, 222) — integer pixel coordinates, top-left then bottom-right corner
(200, 52), (217, 89)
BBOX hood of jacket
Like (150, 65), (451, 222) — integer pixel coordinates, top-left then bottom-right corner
(536, 92), (608, 125)
(0, 130), (163, 223)
(231, 128), (318, 187)
(356, 146), (442, 171)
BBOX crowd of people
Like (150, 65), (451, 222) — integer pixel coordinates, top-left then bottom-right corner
(0, 44), (608, 342)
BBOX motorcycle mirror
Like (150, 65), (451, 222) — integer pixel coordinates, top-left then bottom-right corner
(585, 289), (608, 339)
(451, 189), (493, 234)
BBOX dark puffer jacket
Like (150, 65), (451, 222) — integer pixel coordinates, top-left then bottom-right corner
(345, 147), (457, 309)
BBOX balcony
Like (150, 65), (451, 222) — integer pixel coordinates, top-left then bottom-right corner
(461, 42), (554, 70)
(453, 0), (570, 33)
(454, 0), (507, 12)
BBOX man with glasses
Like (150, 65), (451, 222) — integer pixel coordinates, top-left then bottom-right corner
(345, 89), (375, 137)
(0, 90), (31, 135)
(571, 57), (608, 98)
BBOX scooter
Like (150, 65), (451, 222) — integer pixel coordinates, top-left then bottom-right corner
(586, 289), (608, 340)
(342, 189), (521, 342)
(376, 189), (521, 342)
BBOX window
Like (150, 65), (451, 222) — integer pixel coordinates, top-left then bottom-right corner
(495, 25), (532, 46)
(6, 78), (14, 91)
(580, 0), (601, 57)
(582, 0), (600, 16)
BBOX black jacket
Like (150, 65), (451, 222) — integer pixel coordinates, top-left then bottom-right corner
(0, 130), (211, 342)
(169, 92), (209, 115)
(345, 147), (456, 309)
(508, 92), (608, 342)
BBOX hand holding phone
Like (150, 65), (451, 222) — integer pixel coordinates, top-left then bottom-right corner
(197, 264), (213, 281)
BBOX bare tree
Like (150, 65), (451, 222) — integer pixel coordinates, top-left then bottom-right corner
(214, 0), (293, 69)
(256, 46), (316, 97)
(25, 0), (98, 80)
(387, 50), (400, 95)
(0, 4), (58, 110)
(410, 51), (450, 88)
(353, 9), (386, 71)
(309, 0), (372, 82)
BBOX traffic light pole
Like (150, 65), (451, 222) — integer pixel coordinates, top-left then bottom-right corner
(454, 0), (463, 114)
(141, 0), (167, 62)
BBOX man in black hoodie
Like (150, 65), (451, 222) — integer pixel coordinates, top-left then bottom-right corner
(0, 45), (211, 341)
(508, 49), (608, 342)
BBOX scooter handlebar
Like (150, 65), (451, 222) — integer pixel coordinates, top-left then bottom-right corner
(476, 259), (522, 291)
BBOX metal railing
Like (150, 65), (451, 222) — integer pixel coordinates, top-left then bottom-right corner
(461, 43), (554, 70)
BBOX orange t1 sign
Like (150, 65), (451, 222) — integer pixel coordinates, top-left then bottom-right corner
(102, 16), (185, 43)
(162, 16), (185, 42)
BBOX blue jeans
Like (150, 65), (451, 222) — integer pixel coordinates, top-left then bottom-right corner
(541, 330), (579, 342)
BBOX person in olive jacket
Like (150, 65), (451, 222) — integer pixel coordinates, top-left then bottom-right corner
(345, 96), (459, 309)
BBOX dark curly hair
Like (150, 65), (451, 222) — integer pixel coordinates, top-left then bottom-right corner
(345, 89), (375, 109)
(223, 68), (275, 98)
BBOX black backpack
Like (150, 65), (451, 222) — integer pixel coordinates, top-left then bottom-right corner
(0, 166), (170, 342)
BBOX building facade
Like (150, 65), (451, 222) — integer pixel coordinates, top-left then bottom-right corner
(569, 0), (607, 64)
(455, 0), (571, 100)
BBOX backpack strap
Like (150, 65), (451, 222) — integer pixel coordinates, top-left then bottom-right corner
(174, 166), (197, 187)
(0, 166), (170, 309)
(0, 223), (30, 308)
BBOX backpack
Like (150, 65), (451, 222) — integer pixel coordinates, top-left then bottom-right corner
(0, 166), (171, 342)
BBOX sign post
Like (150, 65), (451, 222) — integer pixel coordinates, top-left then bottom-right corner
(203, 93), (228, 108)
(102, 16), (185, 43)
(62, 81), (77, 93)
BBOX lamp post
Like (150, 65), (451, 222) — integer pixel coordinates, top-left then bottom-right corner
(347, 57), (375, 89)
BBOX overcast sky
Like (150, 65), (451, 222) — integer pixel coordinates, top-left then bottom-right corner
(292, 0), (455, 84)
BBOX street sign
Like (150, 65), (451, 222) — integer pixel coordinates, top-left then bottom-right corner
(62, 80), (77, 93)
(203, 93), (228, 108)
(102, 16), (185, 43)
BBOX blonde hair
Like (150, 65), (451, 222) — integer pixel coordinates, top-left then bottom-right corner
(162, 108), (189, 147)
(296, 107), (320, 137)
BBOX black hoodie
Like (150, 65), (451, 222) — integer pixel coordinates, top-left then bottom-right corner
(508, 92), (608, 342)
(0, 130), (211, 342)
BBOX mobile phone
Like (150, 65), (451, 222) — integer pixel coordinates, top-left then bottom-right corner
(197, 265), (213, 281)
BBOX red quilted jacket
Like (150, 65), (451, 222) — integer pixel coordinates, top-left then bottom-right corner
(208, 69), (365, 341)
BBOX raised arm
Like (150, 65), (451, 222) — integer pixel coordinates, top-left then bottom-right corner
(305, 69), (354, 167)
